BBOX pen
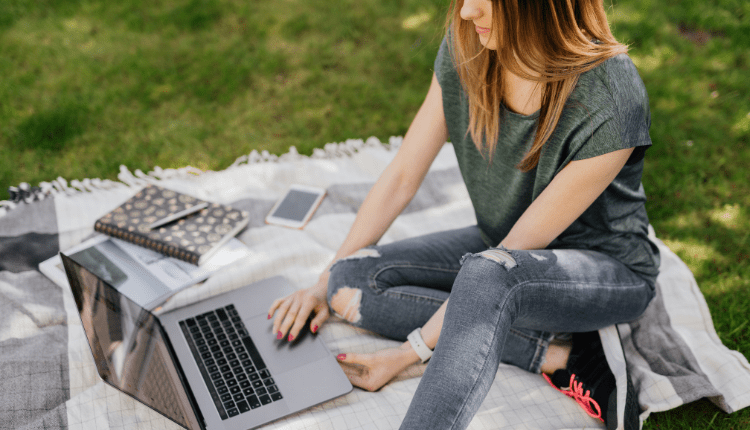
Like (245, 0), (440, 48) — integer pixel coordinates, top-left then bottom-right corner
(149, 202), (209, 229)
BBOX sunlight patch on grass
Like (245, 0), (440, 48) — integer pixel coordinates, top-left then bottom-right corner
(607, 3), (643, 25)
(184, 158), (211, 173)
(662, 238), (726, 267)
(708, 57), (730, 72)
(60, 16), (97, 51)
(630, 46), (676, 73)
(63, 17), (91, 34)
(731, 112), (750, 136)
(630, 54), (660, 73)
(402, 11), (433, 30)
(708, 204), (741, 229)
(664, 212), (702, 229)
(661, 204), (746, 232)
(704, 274), (750, 296)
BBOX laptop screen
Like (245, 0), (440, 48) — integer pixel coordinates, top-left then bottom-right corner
(62, 253), (201, 429)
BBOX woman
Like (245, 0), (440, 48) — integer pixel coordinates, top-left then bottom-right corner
(268, 0), (660, 428)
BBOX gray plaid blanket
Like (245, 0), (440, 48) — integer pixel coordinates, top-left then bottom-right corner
(1, 138), (749, 429)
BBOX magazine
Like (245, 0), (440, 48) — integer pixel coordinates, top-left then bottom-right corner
(40, 234), (250, 310)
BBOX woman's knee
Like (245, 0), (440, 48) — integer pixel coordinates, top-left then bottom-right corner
(449, 248), (522, 307)
(456, 248), (519, 284)
(462, 247), (519, 272)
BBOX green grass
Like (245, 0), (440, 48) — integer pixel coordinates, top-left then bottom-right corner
(1, 0), (446, 182)
(1, 0), (749, 428)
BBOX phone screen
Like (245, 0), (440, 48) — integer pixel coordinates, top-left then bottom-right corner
(271, 189), (323, 222)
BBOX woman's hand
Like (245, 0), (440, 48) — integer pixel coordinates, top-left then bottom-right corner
(268, 273), (330, 341)
(336, 343), (421, 392)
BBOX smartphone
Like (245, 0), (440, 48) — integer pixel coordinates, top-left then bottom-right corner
(265, 185), (327, 229)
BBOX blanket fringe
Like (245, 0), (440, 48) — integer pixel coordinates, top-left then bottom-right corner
(0, 136), (403, 218)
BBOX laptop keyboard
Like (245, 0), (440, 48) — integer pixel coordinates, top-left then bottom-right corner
(179, 304), (283, 420)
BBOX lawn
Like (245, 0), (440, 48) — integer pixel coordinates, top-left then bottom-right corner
(1, 0), (748, 428)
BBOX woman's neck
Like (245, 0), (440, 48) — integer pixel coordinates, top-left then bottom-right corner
(503, 71), (543, 116)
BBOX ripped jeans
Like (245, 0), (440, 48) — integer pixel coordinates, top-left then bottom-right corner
(327, 225), (655, 429)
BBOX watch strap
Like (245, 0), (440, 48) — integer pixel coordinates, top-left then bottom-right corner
(407, 328), (433, 363)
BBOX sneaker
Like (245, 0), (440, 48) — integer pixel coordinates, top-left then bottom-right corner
(543, 331), (639, 430)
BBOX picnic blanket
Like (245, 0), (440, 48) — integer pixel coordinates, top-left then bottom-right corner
(2, 137), (749, 430)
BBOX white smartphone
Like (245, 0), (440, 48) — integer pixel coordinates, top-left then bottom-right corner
(265, 184), (327, 229)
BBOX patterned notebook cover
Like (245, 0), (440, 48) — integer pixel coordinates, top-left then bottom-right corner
(94, 184), (249, 265)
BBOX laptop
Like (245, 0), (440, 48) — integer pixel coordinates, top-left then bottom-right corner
(61, 253), (352, 430)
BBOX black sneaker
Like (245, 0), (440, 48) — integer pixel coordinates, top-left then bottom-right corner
(543, 331), (639, 430)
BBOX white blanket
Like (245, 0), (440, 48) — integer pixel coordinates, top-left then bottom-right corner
(1, 137), (749, 430)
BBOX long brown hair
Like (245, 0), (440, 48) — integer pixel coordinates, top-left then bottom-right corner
(444, 0), (628, 171)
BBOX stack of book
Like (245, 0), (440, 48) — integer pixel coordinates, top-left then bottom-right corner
(40, 185), (251, 309)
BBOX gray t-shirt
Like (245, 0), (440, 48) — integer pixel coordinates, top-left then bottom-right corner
(434, 35), (660, 284)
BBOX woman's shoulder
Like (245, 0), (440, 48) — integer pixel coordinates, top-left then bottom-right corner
(434, 34), (456, 86)
(577, 53), (648, 106)
(565, 52), (652, 160)
(569, 52), (650, 132)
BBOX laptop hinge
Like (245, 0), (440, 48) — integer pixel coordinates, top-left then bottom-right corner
(162, 321), (207, 430)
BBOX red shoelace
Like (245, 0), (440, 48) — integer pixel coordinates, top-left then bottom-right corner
(543, 373), (603, 422)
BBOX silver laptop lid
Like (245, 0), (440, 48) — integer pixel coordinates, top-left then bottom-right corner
(62, 253), (203, 430)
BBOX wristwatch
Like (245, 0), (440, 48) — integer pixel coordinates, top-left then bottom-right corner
(407, 328), (433, 363)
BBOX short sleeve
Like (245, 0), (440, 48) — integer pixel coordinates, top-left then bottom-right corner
(571, 54), (652, 164)
(433, 32), (454, 89)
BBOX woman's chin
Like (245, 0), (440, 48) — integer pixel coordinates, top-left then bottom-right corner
(477, 34), (496, 50)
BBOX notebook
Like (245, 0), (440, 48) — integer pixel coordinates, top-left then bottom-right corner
(95, 184), (249, 265)
(61, 253), (352, 430)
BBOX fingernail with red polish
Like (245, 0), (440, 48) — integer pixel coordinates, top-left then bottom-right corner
(312, 325), (318, 333)
(276, 331), (283, 339)
(337, 354), (346, 361)
(288, 334), (294, 342)
(267, 314), (272, 319)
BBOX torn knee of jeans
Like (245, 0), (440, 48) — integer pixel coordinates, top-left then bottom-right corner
(339, 248), (381, 262)
(330, 287), (363, 323)
(467, 247), (518, 271)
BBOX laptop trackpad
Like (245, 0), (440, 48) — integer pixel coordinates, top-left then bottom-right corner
(245, 314), (330, 374)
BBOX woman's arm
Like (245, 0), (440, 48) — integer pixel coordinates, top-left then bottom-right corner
(424, 147), (636, 344)
(327, 72), (450, 263)
(268, 73), (449, 340)
(338, 147), (636, 389)
(501, 148), (635, 250)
